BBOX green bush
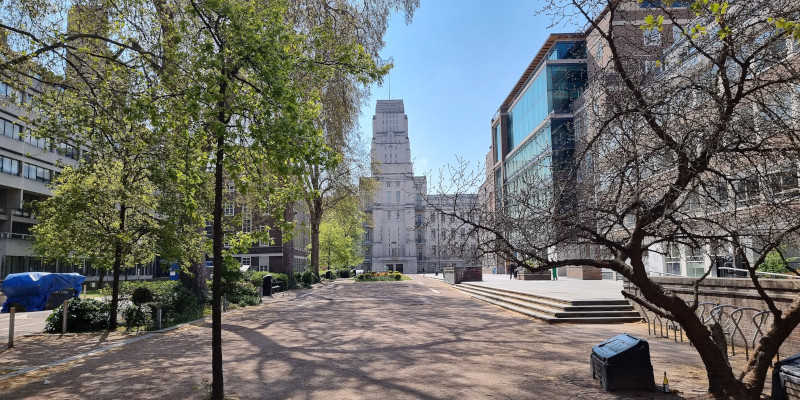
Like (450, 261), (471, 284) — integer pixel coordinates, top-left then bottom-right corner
(117, 281), (204, 327)
(122, 303), (153, 331)
(300, 268), (319, 287)
(131, 286), (154, 305)
(355, 271), (404, 282)
(248, 271), (271, 287)
(227, 281), (261, 306)
(44, 298), (110, 333)
(335, 268), (351, 278)
(269, 273), (289, 291)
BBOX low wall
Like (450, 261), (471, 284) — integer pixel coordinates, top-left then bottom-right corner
(518, 270), (550, 280)
(566, 266), (602, 280)
(625, 277), (800, 358)
(443, 267), (483, 285)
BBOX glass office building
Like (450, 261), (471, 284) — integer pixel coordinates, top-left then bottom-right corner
(491, 35), (586, 210)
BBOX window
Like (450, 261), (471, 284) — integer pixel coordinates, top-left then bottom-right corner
(768, 166), (799, 198)
(23, 134), (47, 149)
(387, 210), (391, 220)
(396, 211), (400, 219)
(259, 226), (269, 246)
(242, 219), (251, 233)
(386, 182), (390, 188)
(23, 164), (51, 183)
(672, 25), (683, 43)
(644, 28), (661, 46)
(364, 229), (371, 242)
(57, 143), (79, 159)
(735, 176), (760, 207)
(686, 246), (705, 277)
(0, 117), (22, 139)
(431, 229), (436, 240)
(396, 191), (400, 203)
(417, 248), (423, 260)
(241, 257), (251, 267)
(664, 243), (681, 275)
(226, 180), (235, 193)
(364, 246), (372, 259)
(0, 155), (20, 175)
(594, 41), (604, 61)
(224, 203), (235, 216)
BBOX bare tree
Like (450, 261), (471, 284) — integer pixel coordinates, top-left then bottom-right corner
(435, 1), (800, 398)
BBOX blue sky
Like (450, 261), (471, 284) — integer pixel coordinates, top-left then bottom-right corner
(356, 1), (578, 184)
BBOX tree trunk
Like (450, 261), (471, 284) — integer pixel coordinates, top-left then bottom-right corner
(627, 269), (751, 399)
(108, 203), (126, 331)
(309, 196), (322, 277)
(282, 204), (297, 288)
(179, 260), (209, 301)
(211, 129), (225, 400)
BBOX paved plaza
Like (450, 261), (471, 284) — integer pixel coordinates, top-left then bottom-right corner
(0, 276), (742, 399)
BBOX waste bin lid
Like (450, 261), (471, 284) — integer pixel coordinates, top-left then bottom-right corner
(592, 333), (644, 361)
(777, 353), (800, 377)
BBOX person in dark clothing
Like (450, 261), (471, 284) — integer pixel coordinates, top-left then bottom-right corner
(509, 266), (514, 279)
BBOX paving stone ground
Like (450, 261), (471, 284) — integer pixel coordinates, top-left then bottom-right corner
(0, 276), (755, 399)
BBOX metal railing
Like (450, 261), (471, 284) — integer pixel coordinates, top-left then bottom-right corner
(717, 266), (799, 279)
(627, 290), (778, 362)
(0, 232), (33, 240)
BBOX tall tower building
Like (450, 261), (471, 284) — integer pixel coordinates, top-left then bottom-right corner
(365, 100), (425, 273)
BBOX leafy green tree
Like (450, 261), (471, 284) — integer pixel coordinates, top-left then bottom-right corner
(1, 1), (417, 398)
(318, 196), (365, 270)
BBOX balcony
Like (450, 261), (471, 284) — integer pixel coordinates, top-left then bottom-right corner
(0, 232), (33, 240)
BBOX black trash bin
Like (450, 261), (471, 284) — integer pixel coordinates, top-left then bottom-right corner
(590, 333), (655, 391)
(262, 275), (273, 297)
(325, 270), (332, 280)
(772, 353), (800, 400)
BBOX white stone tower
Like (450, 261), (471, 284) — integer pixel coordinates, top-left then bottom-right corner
(366, 100), (425, 273)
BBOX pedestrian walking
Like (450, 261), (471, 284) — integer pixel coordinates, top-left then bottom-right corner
(509, 266), (513, 279)
(551, 267), (558, 281)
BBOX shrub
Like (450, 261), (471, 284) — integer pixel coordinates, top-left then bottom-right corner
(269, 273), (289, 291)
(248, 271), (271, 287)
(300, 269), (319, 287)
(117, 281), (205, 327)
(44, 298), (110, 333)
(226, 281), (261, 306)
(335, 268), (351, 278)
(131, 286), (154, 305)
(355, 271), (404, 282)
(122, 304), (153, 331)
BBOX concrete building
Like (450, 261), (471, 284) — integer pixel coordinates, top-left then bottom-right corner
(0, 82), (91, 279)
(362, 99), (477, 273)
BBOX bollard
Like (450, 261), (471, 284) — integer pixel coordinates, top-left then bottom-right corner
(157, 308), (162, 330)
(8, 307), (15, 348)
(62, 300), (69, 334)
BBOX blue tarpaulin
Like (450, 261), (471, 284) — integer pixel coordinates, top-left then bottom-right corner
(1, 272), (85, 312)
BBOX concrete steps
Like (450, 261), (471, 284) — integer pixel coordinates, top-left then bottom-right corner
(455, 282), (642, 324)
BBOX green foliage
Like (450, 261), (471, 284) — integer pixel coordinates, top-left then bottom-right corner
(44, 298), (110, 333)
(122, 304), (153, 331)
(115, 281), (205, 326)
(131, 286), (154, 306)
(248, 271), (271, 287)
(335, 268), (352, 278)
(226, 281), (261, 307)
(300, 268), (320, 287)
(317, 196), (366, 270)
(354, 271), (403, 282)
(758, 247), (798, 275)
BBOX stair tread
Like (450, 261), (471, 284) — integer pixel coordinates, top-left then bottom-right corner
(456, 285), (642, 324)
